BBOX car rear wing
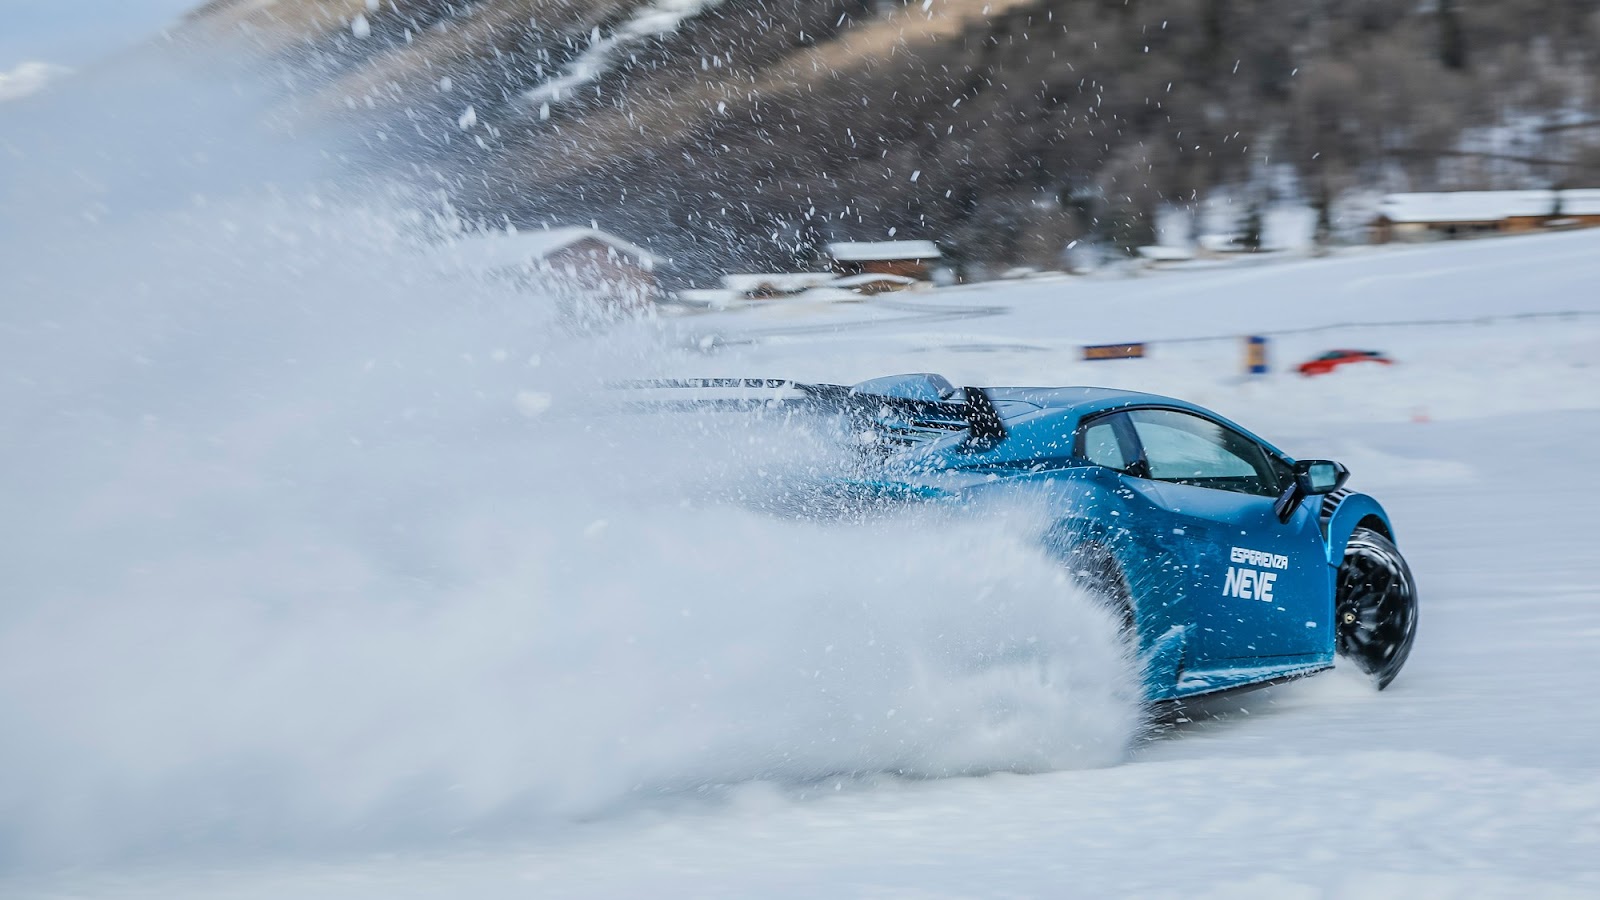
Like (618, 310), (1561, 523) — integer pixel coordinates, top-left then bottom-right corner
(610, 376), (1007, 450)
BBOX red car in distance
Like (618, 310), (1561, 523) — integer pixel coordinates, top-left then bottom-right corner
(1297, 349), (1395, 376)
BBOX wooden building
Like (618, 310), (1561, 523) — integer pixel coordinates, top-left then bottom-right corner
(832, 273), (918, 295)
(825, 240), (942, 280)
(1550, 189), (1600, 229)
(454, 226), (659, 319)
(1371, 190), (1600, 243)
(721, 272), (835, 300)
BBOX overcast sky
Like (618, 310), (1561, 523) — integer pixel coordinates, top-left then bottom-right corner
(0, 0), (203, 71)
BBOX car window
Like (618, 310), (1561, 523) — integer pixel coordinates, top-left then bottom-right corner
(1078, 416), (1134, 472)
(1127, 409), (1283, 496)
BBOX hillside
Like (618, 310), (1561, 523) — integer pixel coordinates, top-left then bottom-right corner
(186, 0), (1600, 276)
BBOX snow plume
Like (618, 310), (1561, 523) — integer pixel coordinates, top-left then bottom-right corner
(0, 61), (72, 102)
(0, 55), (1138, 873)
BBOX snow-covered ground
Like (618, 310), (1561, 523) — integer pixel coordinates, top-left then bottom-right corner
(5, 217), (1600, 896)
(676, 229), (1600, 429)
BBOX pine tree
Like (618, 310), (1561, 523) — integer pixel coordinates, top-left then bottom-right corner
(1439, 0), (1467, 71)
(1240, 204), (1264, 252)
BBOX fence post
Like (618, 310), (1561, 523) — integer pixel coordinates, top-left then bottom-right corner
(1245, 335), (1268, 375)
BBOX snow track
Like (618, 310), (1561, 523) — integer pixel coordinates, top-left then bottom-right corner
(9, 229), (1600, 895)
(15, 405), (1597, 900)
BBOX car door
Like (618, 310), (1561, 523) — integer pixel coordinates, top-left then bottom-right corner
(1120, 408), (1330, 664)
(1069, 412), (1216, 650)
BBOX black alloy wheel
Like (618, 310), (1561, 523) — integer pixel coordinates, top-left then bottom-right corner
(1335, 528), (1419, 689)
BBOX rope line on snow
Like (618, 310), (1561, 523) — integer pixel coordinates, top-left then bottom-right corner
(1152, 309), (1600, 345)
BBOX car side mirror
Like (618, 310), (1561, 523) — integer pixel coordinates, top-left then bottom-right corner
(1273, 459), (1349, 522)
(1296, 459), (1349, 495)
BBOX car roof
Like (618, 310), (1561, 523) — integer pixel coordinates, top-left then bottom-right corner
(835, 377), (1288, 462)
(981, 385), (1209, 416)
(941, 385), (1291, 464)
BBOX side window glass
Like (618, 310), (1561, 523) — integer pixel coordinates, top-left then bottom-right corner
(1127, 409), (1280, 496)
(1077, 416), (1134, 472)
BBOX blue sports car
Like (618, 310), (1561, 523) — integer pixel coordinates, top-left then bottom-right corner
(635, 373), (1419, 701)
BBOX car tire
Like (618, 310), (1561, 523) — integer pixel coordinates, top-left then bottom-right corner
(1063, 543), (1138, 649)
(1335, 527), (1418, 689)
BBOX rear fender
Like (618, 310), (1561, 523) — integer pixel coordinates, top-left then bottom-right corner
(1142, 625), (1189, 701)
(1041, 481), (1154, 641)
(1043, 513), (1122, 560)
(1321, 491), (1396, 566)
(1045, 513), (1188, 702)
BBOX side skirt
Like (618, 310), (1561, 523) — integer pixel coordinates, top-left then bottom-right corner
(1168, 661), (1334, 701)
(1147, 664), (1333, 725)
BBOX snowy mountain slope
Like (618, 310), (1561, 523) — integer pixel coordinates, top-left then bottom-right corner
(182, 0), (1600, 275)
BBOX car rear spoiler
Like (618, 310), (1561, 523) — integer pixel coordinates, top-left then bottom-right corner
(610, 376), (1007, 449)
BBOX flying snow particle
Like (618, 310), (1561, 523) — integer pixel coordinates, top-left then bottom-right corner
(438, 76), (454, 92)
(0, 61), (71, 101)
(888, 227), (898, 236)
(539, 103), (551, 121)
(365, 0), (379, 9)
(910, 170), (921, 182)
(458, 106), (477, 130)
(351, 14), (371, 38)
(514, 391), (553, 418)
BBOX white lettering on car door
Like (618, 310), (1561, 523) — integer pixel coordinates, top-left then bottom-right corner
(1224, 547), (1283, 602)
(1230, 546), (1289, 570)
